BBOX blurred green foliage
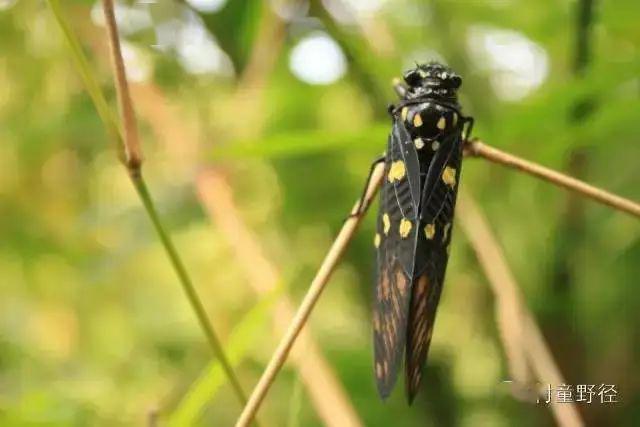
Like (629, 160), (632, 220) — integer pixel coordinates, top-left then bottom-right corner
(0, 0), (639, 426)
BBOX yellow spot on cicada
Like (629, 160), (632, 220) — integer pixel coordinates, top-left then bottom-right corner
(387, 160), (406, 183)
(399, 218), (412, 238)
(401, 107), (408, 121)
(424, 223), (436, 240)
(382, 213), (391, 235)
(431, 140), (440, 151)
(437, 116), (446, 130)
(452, 112), (458, 127)
(442, 166), (457, 188)
(414, 138), (425, 150)
(376, 362), (383, 379)
(442, 222), (451, 242)
(413, 113), (423, 127)
(374, 233), (381, 248)
(395, 265), (407, 293)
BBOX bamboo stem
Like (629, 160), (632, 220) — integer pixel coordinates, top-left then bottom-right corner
(465, 140), (640, 218)
(131, 177), (250, 408)
(234, 163), (385, 427)
(100, 0), (142, 171)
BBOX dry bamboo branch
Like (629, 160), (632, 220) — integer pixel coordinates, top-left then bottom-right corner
(100, 0), (142, 171)
(234, 163), (385, 427)
(465, 140), (640, 218)
(457, 193), (584, 427)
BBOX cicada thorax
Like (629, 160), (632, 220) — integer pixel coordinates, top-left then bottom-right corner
(398, 102), (461, 171)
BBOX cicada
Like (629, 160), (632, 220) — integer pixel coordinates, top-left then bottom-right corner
(363, 62), (473, 402)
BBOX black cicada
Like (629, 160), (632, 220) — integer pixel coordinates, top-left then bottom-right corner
(366, 62), (473, 403)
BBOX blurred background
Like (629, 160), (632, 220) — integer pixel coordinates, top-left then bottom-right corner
(1, 0), (639, 425)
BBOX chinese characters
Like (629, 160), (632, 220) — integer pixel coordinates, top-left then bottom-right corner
(537, 384), (619, 404)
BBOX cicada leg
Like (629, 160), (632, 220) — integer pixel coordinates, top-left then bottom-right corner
(463, 116), (474, 142)
(347, 155), (386, 220)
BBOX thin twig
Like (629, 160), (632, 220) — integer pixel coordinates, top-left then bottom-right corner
(130, 178), (250, 409)
(457, 193), (584, 427)
(100, 0), (142, 171)
(465, 140), (640, 218)
(234, 163), (385, 427)
(47, 0), (251, 415)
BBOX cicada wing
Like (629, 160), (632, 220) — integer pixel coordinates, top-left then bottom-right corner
(405, 129), (465, 402)
(373, 119), (421, 398)
(420, 129), (464, 225)
(404, 265), (445, 402)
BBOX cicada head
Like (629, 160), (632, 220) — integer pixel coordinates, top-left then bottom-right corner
(402, 62), (462, 102)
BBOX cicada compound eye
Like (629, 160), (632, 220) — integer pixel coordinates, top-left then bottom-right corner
(403, 69), (422, 87)
(448, 75), (462, 89)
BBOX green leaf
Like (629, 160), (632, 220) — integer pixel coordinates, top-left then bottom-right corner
(211, 124), (389, 161)
(197, 0), (264, 72)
